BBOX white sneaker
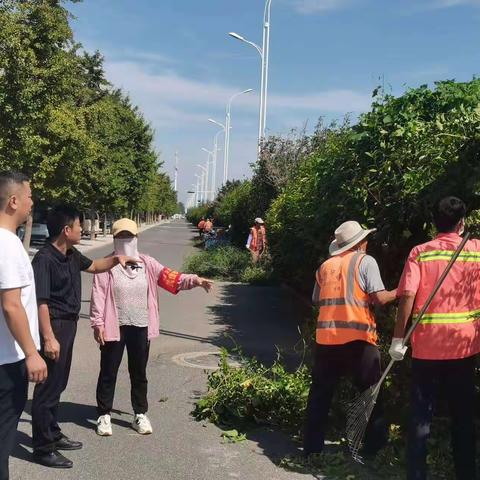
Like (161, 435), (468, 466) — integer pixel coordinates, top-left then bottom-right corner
(132, 414), (152, 435)
(96, 414), (112, 436)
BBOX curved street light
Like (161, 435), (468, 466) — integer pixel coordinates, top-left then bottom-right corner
(228, 0), (272, 156)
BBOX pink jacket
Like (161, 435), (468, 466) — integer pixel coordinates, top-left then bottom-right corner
(90, 254), (198, 341)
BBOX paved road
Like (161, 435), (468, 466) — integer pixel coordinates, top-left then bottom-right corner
(11, 221), (315, 480)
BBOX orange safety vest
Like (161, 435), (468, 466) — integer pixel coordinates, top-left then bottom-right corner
(316, 251), (377, 345)
(198, 220), (205, 230)
(204, 220), (213, 232)
(250, 226), (266, 252)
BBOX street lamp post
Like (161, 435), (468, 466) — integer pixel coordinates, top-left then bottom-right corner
(173, 151), (179, 192)
(223, 88), (253, 183)
(196, 164), (208, 203)
(206, 122), (226, 193)
(201, 146), (214, 202)
(229, 0), (272, 155)
(194, 174), (201, 205)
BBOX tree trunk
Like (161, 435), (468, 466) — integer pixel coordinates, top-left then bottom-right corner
(90, 211), (96, 241)
(22, 213), (33, 252)
(103, 212), (107, 237)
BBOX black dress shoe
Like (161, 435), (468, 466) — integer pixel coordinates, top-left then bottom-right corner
(55, 436), (83, 450)
(33, 450), (73, 469)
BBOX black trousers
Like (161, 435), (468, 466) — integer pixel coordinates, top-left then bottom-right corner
(0, 360), (27, 480)
(303, 341), (386, 455)
(96, 326), (150, 416)
(408, 357), (476, 480)
(31, 319), (77, 453)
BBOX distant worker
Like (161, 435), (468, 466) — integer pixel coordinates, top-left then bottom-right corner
(246, 218), (267, 263)
(204, 218), (213, 234)
(304, 220), (396, 457)
(197, 217), (205, 235)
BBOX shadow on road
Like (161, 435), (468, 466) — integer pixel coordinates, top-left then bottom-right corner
(195, 282), (314, 469)
(12, 401), (132, 464)
(206, 283), (313, 370)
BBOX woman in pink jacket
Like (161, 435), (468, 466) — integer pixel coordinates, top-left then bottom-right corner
(90, 218), (212, 436)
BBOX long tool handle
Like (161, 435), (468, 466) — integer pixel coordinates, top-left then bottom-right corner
(373, 232), (471, 396)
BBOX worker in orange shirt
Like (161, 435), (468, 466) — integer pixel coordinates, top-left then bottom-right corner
(304, 220), (396, 457)
(390, 197), (480, 480)
(246, 218), (267, 263)
(197, 217), (205, 236)
(204, 218), (213, 234)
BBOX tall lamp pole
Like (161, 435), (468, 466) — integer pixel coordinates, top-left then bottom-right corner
(206, 122), (226, 193)
(229, 0), (272, 155)
(194, 175), (200, 205)
(201, 146), (214, 202)
(196, 164), (208, 203)
(173, 151), (179, 192)
(223, 88), (253, 183)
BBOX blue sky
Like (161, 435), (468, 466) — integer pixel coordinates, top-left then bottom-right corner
(69, 0), (480, 204)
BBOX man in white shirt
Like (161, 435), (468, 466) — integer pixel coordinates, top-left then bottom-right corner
(0, 171), (47, 480)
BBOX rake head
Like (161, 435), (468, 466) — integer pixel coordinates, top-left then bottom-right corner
(345, 382), (380, 463)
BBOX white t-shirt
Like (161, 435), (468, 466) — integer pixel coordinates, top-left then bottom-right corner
(0, 227), (40, 365)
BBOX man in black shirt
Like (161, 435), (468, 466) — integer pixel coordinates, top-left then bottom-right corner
(31, 206), (138, 469)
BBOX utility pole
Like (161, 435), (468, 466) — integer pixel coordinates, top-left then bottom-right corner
(174, 151), (179, 192)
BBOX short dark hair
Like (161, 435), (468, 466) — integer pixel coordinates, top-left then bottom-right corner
(0, 171), (29, 210)
(432, 196), (466, 233)
(47, 205), (81, 239)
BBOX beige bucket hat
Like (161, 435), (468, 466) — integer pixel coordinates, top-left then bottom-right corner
(329, 221), (376, 256)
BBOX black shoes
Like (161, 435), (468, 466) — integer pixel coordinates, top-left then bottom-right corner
(55, 436), (83, 451)
(32, 450), (73, 469)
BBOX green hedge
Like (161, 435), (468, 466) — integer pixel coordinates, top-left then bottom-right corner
(268, 80), (480, 292)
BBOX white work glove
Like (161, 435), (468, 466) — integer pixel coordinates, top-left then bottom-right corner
(389, 338), (408, 361)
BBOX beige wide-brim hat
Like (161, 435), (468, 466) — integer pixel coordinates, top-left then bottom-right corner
(255, 217), (265, 224)
(329, 220), (376, 256)
(112, 218), (138, 237)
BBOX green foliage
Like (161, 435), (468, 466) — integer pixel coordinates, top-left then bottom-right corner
(268, 81), (480, 291)
(0, 0), (175, 219)
(193, 349), (310, 431)
(186, 204), (214, 225)
(183, 245), (275, 285)
(183, 246), (251, 282)
(195, 348), (461, 479)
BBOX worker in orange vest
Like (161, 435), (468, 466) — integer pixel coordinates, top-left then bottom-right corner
(390, 197), (480, 480)
(246, 218), (267, 263)
(197, 217), (206, 235)
(303, 220), (397, 457)
(204, 218), (213, 233)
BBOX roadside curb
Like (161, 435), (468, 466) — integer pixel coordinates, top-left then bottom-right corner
(28, 220), (170, 258)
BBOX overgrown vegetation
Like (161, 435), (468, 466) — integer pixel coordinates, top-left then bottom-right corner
(189, 79), (480, 479)
(183, 245), (275, 285)
(194, 349), (459, 479)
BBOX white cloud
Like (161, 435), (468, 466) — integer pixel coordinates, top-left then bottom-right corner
(104, 60), (371, 129)
(291, 0), (355, 14)
(426, 0), (480, 8)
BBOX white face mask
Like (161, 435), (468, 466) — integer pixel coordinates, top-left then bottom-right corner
(114, 237), (139, 258)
